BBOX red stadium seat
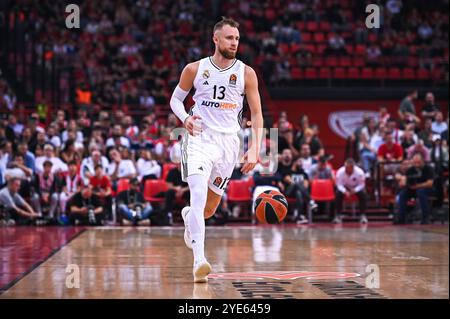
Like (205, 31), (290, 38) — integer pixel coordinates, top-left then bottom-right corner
(388, 68), (401, 79)
(317, 44), (327, 54)
(374, 67), (387, 79)
(227, 180), (252, 202)
(279, 43), (290, 54)
(304, 67), (318, 79)
(353, 57), (365, 67)
(144, 179), (168, 203)
(313, 32), (326, 43)
(290, 43), (302, 54)
(402, 68), (415, 80)
(291, 67), (303, 80)
(417, 68), (431, 80)
(302, 32), (312, 43)
(345, 44), (354, 55)
(339, 56), (351, 67)
(312, 57), (324, 67)
(319, 67), (331, 78)
(162, 163), (177, 180)
(304, 44), (316, 53)
(355, 44), (366, 55)
(333, 67), (346, 79)
(361, 67), (374, 79)
(117, 178), (130, 194)
(347, 67), (360, 79)
(306, 21), (318, 32)
(319, 21), (331, 32)
(325, 56), (338, 67)
(311, 179), (335, 202)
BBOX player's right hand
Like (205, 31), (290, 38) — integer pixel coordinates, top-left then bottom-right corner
(184, 115), (202, 136)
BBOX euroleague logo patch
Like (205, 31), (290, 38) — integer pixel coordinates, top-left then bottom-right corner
(208, 271), (361, 280)
(213, 176), (223, 187)
(229, 73), (237, 85)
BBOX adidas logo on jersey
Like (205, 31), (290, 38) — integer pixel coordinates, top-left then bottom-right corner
(202, 81), (209, 85)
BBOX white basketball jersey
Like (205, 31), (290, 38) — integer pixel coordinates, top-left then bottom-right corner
(191, 57), (245, 133)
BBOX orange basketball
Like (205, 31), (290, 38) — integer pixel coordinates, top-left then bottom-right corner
(254, 190), (288, 224)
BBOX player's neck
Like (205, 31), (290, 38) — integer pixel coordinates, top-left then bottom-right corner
(210, 53), (235, 70)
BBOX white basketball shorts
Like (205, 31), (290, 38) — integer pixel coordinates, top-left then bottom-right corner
(181, 128), (240, 196)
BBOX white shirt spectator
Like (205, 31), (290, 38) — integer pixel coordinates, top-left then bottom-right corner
(106, 136), (131, 149)
(335, 165), (366, 194)
(61, 130), (84, 144)
(49, 135), (62, 149)
(300, 156), (314, 176)
(80, 156), (110, 184)
(432, 121), (448, 135)
(35, 156), (68, 174)
(136, 158), (161, 180)
(369, 132), (385, 153)
(106, 160), (136, 179)
(140, 95), (155, 109)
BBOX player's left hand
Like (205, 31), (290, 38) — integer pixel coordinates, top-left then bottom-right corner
(241, 148), (259, 174)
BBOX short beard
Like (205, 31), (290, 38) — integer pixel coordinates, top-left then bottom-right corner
(218, 47), (236, 60)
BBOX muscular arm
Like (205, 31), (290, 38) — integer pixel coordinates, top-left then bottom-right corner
(241, 66), (264, 174)
(170, 62), (200, 128)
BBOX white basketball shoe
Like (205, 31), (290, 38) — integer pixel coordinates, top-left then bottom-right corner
(181, 206), (192, 249)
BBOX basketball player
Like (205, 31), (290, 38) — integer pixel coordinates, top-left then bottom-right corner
(170, 17), (264, 283)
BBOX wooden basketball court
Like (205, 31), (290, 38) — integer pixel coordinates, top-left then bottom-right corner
(0, 224), (448, 299)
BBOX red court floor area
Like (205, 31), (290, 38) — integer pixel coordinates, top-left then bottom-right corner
(0, 226), (85, 293)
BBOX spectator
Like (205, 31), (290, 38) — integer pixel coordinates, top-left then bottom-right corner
(117, 177), (153, 226)
(326, 32), (346, 55)
(309, 155), (334, 181)
(4, 153), (32, 181)
(46, 124), (62, 150)
(431, 111), (448, 135)
(366, 44), (382, 66)
(378, 106), (391, 125)
(69, 184), (104, 225)
(421, 92), (440, 120)
(89, 164), (112, 220)
(137, 148), (161, 182)
(334, 159), (368, 224)
(395, 153), (434, 224)
(406, 140), (431, 161)
(358, 117), (378, 175)
(62, 120), (84, 144)
(377, 132), (404, 163)
(298, 143), (314, 175)
(57, 161), (82, 218)
(418, 118), (435, 148)
(106, 148), (137, 183)
(431, 135), (449, 208)
(0, 177), (39, 225)
(35, 144), (68, 174)
(6, 114), (24, 140)
(106, 124), (131, 149)
(80, 148), (109, 185)
(277, 150), (311, 224)
(400, 129), (418, 154)
(33, 160), (60, 219)
(398, 90), (420, 126)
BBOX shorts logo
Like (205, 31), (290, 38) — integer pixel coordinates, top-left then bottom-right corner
(229, 73), (237, 85)
(213, 176), (230, 190)
(202, 70), (210, 79)
(213, 177), (223, 188)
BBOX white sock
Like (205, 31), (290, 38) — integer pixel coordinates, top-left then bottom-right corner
(186, 174), (208, 263)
